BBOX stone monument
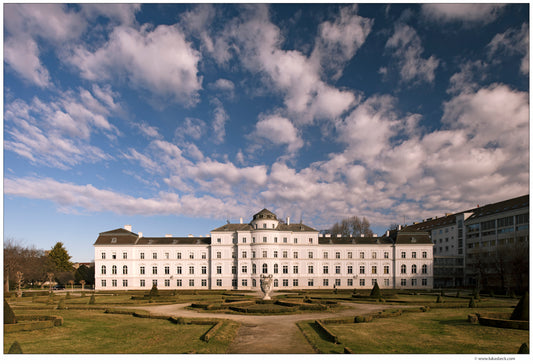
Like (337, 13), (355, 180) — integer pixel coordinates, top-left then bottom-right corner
(260, 274), (273, 300)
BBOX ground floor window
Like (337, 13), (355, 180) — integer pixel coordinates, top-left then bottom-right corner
(308, 279), (314, 287)
(140, 279), (145, 287)
(335, 279), (341, 287)
(323, 278), (329, 286)
(347, 279), (353, 286)
(359, 279), (365, 286)
(293, 279), (298, 287)
(216, 279), (222, 287)
(242, 279), (248, 287)
(122, 280), (128, 287)
(422, 278), (427, 286)
(164, 279), (170, 287)
(177, 279), (182, 287)
(371, 278), (377, 286)
(252, 279), (257, 287)
(189, 279), (194, 287)
(101, 280), (106, 287)
(411, 279), (417, 286)
(401, 279), (407, 286)
(232, 279), (237, 287)
(202, 279), (207, 287)
(384, 278), (390, 287)
(112, 279), (117, 287)
(152, 279), (158, 287)
(283, 279), (288, 287)
(274, 279), (278, 287)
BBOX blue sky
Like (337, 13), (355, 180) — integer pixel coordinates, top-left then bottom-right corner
(3, 3), (529, 262)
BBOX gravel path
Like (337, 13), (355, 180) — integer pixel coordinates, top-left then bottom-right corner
(129, 301), (392, 354)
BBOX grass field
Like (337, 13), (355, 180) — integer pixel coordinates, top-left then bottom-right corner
(298, 307), (529, 354)
(4, 308), (240, 354)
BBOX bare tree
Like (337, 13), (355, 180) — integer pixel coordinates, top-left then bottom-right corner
(330, 216), (374, 237)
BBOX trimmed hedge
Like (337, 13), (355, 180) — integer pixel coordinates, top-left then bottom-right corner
(477, 314), (528, 330)
(315, 319), (339, 344)
(202, 321), (224, 342)
(4, 315), (63, 333)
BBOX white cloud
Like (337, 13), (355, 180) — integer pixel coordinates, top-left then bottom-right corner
(421, 4), (505, 25)
(133, 122), (161, 139)
(311, 4), (373, 80)
(80, 3), (140, 26)
(211, 98), (228, 144)
(253, 115), (304, 154)
(175, 118), (207, 140)
(385, 23), (439, 85)
(488, 23), (529, 75)
(68, 24), (203, 107)
(447, 60), (489, 95)
(209, 79), (236, 99)
(4, 35), (51, 88)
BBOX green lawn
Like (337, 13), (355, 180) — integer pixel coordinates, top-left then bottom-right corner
(298, 307), (529, 354)
(4, 309), (240, 354)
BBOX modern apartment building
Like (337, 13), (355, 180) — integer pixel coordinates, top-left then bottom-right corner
(94, 209), (434, 291)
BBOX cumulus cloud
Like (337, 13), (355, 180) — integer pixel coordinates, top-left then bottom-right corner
(385, 23), (439, 85)
(488, 23), (529, 75)
(68, 24), (203, 107)
(4, 35), (51, 88)
(211, 98), (228, 144)
(421, 4), (506, 25)
(252, 115), (304, 154)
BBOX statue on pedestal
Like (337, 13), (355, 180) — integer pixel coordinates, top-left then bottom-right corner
(260, 274), (273, 300)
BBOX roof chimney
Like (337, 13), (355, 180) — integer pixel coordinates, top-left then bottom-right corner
(240, 217), (243, 224)
(165, 234), (172, 238)
(386, 230), (390, 237)
(188, 234), (193, 237)
(124, 225), (132, 232)
(138, 232), (143, 238)
(398, 225), (402, 231)
(286, 216), (290, 225)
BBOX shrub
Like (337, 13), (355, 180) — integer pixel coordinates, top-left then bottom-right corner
(4, 299), (17, 324)
(8, 341), (23, 354)
(88, 294), (95, 304)
(518, 343), (529, 354)
(149, 284), (159, 297)
(468, 297), (477, 308)
(436, 295), (444, 303)
(510, 292), (529, 321)
(370, 282), (382, 298)
(354, 315), (373, 323)
(57, 299), (66, 310)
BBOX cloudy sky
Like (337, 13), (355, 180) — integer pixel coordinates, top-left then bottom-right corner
(4, 3), (529, 262)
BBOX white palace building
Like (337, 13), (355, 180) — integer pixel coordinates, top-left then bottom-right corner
(94, 209), (434, 291)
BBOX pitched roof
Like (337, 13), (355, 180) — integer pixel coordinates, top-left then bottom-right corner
(252, 208), (278, 221)
(467, 194), (529, 220)
(211, 223), (254, 232)
(403, 213), (461, 232)
(394, 231), (433, 245)
(136, 237), (211, 245)
(277, 222), (317, 232)
(319, 236), (393, 245)
(99, 228), (138, 236)
(211, 222), (317, 232)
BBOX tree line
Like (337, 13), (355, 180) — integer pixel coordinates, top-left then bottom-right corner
(4, 238), (94, 292)
(328, 216), (373, 237)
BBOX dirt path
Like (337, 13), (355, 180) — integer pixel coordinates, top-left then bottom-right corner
(129, 302), (392, 354)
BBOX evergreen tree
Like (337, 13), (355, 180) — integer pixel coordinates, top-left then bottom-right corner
(8, 341), (23, 354)
(370, 282), (382, 298)
(510, 292), (529, 321)
(4, 299), (17, 324)
(47, 242), (74, 272)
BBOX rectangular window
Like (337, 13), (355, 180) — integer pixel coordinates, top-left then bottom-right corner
(282, 265), (288, 274)
(293, 251), (298, 259)
(110, 279), (117, 287)
(360, 266), (365, 274)
(112, 253), (116, 260)
(101, 280), (106, 287)
(216, 279), (222, 287)
(359, 279), (365, 286)
(165, 252), (169, 259)
(201, 266), (207, 274)
(252, 251), (256, 258)
(140, 266), (145, 275)
(242, 251), (247, 258)
(152, 266), (157, 274)
(401, 252), (406, 259)
(263, 251), (267, 258)
(307, 279), (314, 287)
(263, 236), (267, 243)
(335, 279), (341, 287)
(140, 252), (144, 259)
(189, 266), (194, 274)
(347, 279), (353, 286)
(202, 252), (206, 259)
(164, 266), (170, 275)
(323, 251), (328, 259)
(101, 252), (106, 259)
(283, 279), (289, 287)
(422, 252), (427, 258)
(283, 251), (288, 258)
(422, 278), (427, 286)
(153, 252), (157, 259)
(308, 251), (313, 259)
(242, 265), (248, 273)
(309, 238), (313, 244)
(164, 279), (170, 287)
(201, 279), (207, 287)
(412, 252), (417, 259)
(189, 279), (195, 287)
(217, 238), (221, 243)
(189, 252), (194, 259)
(347, 252), (352, 259)
(232, 266), (237, 274)
(177, 266), (182, 274)
(347, 265), (353, 274)
(252, 237), (256, 243)
(308, 265), (314, 274)
(323, 278), (329, 286)
(152, 279), (158, 287)
(384, 252), (389, 259)
(140, 279), (145, 287)
(411, 279), (417, 286)
(401, 279), (407, 287)
(293, 279), (299, 287)
(371, 266), (377, 274)
(177, 252), (182, 259)
(274, 251), (278, 258)
(293, 265), (299, 274)
(360, 252), (364, 259)
(242, 279), (248, 287)
(336, 252), (341, 259)
(372, 279), (377, 286)
(243, 237), (247, 243)
(372, 252), (377, 259)
(294, 238), (298, 243)
(335, 265), (341, 274)
(216, 252), (221, 259)
(323, 265), (329, 274)
(177, 279), (182, 287)
(384, 266), (389, 274)
(283, 237), (288, 243)
(384, 278), (390, 287)
(274, 237), (278, 243)
(123, 252), (128, 259)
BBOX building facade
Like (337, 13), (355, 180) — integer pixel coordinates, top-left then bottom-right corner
(94, 209), (433, 291)
(404, 194), (529, 291)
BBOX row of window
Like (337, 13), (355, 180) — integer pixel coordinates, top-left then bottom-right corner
(101, 250), (429, 260)
(216, 236), (314, 244)
(100, 263), (429, 275)
(100, 277), (430, 288)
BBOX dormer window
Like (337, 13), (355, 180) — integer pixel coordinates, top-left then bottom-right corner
(111, 238), (117, 243)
